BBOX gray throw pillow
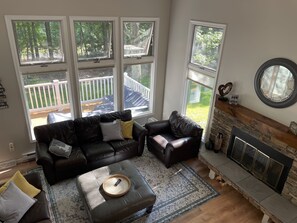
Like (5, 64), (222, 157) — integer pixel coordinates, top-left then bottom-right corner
(0, 181), (36, 223)
(49, 138), (72, 158)
(100, 119), (124, 142)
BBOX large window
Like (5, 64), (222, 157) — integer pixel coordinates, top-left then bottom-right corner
(6, 16), (73, 140)
(6, 16), (158, 141)
(183, 21), (226, 140)
(70, 18), (117, 116)
(121, 19), (158, 116)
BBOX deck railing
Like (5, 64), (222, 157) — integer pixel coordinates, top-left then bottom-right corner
(24, 75), (150, 111)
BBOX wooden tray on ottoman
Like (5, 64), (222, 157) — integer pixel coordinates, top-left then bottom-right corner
(102, 174), (131, 197)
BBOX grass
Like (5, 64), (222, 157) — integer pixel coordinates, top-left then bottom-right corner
(186, 102), (210, 131)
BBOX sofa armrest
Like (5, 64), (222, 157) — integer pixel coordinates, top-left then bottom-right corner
(145, 120), (171, 136)
(132, 121), (147, 140)
(133, 121), (148, 156)
(166, 137), (194, 151)
(36, 143), (53, 166)
(24, 172), (42, 190)
(36, 142), (56, 185)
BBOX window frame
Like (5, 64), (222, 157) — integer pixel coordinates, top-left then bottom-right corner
(5, 15), (74, 141)
(120, 17), (159, 117)
(69, 16), (119, 116)
(182, 20), (226, 140)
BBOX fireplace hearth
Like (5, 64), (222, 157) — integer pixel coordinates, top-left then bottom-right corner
(227, 127), (293, 193)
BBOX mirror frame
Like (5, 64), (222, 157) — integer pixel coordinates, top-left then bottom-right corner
(254, 58), (297, 108)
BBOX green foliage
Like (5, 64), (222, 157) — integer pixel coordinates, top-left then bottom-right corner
(74, 21), (113, 59)
(13, 21), (62, 63)
(192, 26), (223, 70)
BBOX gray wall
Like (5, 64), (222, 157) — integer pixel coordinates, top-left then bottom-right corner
(0, 0), (171, 162)
(164, 0), (297, 128)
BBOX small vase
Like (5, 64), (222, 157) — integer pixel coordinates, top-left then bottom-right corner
(214, 133), (223, 153)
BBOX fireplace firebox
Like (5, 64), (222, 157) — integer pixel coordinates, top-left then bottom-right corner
(227, 127), (293, 193)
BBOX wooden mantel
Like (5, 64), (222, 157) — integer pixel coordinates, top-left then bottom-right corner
(214, 95), (297, 150)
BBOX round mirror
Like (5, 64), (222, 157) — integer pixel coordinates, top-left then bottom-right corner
(254, 58), (297, 108)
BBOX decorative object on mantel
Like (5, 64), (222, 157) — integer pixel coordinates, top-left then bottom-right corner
(289, 121), (297, 135)
(229, 94), (239, 105)
(218, 82), (233, 101)
(0, 81), (8, 109)
(214, 132), (223, 153)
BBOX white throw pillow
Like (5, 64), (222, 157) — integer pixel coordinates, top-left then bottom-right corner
(0, 181), (36, 223)
(100, 119), (124, 142)
(49, 138), (72, 158)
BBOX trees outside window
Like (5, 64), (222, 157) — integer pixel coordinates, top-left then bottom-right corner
(183, 21), (226, 140)
(121, 19), (158, 116)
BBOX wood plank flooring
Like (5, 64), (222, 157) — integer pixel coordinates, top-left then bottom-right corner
(0, 157), (263, 222)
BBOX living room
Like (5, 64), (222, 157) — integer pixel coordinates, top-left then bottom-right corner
(1, 0), (297, 222)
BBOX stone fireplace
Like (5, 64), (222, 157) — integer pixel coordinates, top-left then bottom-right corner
(210, 95), (297, 204)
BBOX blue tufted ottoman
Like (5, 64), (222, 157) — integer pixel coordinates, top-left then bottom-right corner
(76, 160), (156, 223)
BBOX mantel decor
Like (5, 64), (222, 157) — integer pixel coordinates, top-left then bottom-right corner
(218, 82), (233, 101)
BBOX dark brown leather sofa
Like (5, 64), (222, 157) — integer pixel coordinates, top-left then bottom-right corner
(34, 110), (147, 185)
(145, 111), (203, 168)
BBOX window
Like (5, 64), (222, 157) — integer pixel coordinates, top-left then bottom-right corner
(6, 16), (73, 140)
(70, 18), (117, 116)
(121, 19), (158, 116)
(6, 16), (158, 141)
(183, 21), (226, 140)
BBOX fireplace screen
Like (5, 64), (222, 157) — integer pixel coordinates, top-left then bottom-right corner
(230, 136), (284, 191)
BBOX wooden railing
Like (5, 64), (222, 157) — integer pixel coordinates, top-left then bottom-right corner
(24, 75), (149, 111)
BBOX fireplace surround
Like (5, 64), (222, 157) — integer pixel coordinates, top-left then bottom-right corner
(210, 95), (297, 203)
(227, 127), (293, 193)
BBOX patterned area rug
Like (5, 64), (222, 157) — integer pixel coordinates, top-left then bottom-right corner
(31, 149), (219, 223)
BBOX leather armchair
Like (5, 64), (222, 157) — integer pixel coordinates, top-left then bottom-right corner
(145, 111), (203, 168)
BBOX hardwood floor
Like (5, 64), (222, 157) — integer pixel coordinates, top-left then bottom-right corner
(0, 157), (263, 222)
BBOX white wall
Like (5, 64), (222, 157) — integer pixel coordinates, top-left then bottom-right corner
(164, 0), (297, 128)
(0, 0), (171, 162)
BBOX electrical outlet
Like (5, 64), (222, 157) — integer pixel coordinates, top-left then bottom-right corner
(9, 143), (14, 152)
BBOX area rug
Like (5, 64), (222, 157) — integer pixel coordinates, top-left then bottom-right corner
(30, 149), (219, 223)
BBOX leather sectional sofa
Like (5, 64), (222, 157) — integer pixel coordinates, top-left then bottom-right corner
(145, 111), (203, 168)
(34, 110), (147, 185)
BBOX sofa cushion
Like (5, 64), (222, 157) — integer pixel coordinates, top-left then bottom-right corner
(54, 146), (87, 171)
(34, 120), (78, 146)
(100, 120), (124, 142)
(109, 139), (138, 154)
(0, 182), (36, 223)
(81, 142), (115, 162)
(0, 171), (40, 198)
(100, 110), (132, 122)
(169, 111), (202, 138)
(121, 120), (134, 139)
(49, 139), (72, 158)
(74, 116), (102, 143)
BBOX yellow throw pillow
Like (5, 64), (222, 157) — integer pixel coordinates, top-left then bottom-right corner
(121, 120), (134, 139)
(0, 171), (40, 198)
